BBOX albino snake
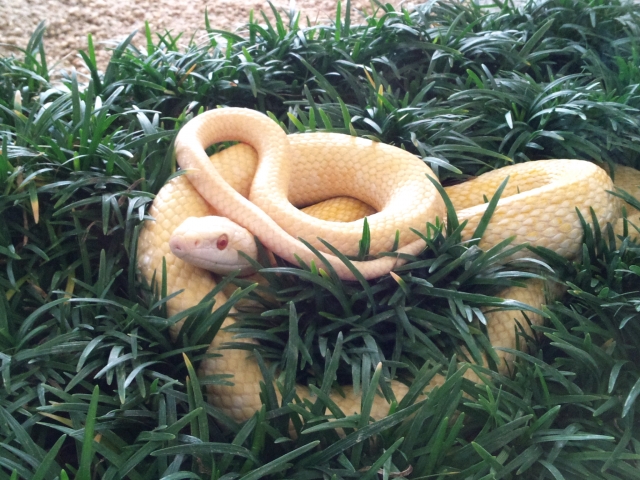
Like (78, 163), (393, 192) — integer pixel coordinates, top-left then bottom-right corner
(137, 107), (638, 422)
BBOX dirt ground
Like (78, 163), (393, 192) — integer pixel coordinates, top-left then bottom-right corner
(0, 0), (405, 73)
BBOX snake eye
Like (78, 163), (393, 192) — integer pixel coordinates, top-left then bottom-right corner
(216, 234), (229, 250)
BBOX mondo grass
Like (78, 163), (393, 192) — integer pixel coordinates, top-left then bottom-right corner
(1, 0), (640, 478)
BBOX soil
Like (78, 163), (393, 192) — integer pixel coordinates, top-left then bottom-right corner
(0, 0), (404, 74)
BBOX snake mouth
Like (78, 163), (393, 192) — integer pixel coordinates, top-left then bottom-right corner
(197, 256), (256, 276)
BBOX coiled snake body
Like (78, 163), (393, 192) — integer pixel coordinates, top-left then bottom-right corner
(137, 108), (637, 422)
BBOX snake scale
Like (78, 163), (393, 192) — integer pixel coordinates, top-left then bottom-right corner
(137, 107), (639, 422)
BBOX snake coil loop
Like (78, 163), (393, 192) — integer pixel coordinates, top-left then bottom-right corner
(138, 108), (627, 422)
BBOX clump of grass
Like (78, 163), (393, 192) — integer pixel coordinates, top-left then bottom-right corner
(1, 0), (640, 478)
(227, 183), (539, 396)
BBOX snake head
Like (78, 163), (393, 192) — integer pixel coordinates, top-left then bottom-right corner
(169, 216), (257, 276)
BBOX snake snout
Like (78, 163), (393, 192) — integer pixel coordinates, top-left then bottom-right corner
(170, 235), (211, 254)
(168, 235), (188, 257)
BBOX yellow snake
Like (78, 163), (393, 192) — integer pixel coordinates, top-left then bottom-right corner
(137, 107), (638, 422)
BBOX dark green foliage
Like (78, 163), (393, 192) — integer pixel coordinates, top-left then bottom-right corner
(2, 0), (640, 478)
(228, 183), (539, 396)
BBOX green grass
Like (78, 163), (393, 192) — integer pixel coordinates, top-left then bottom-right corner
(1, 0), (640, 478)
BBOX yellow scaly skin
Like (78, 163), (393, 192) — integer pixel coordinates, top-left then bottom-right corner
(171, 108), (445, 279)
(138, 107), (632, 422)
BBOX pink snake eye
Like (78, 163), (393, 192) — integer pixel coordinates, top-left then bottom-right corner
(216, 234), (229, 250)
